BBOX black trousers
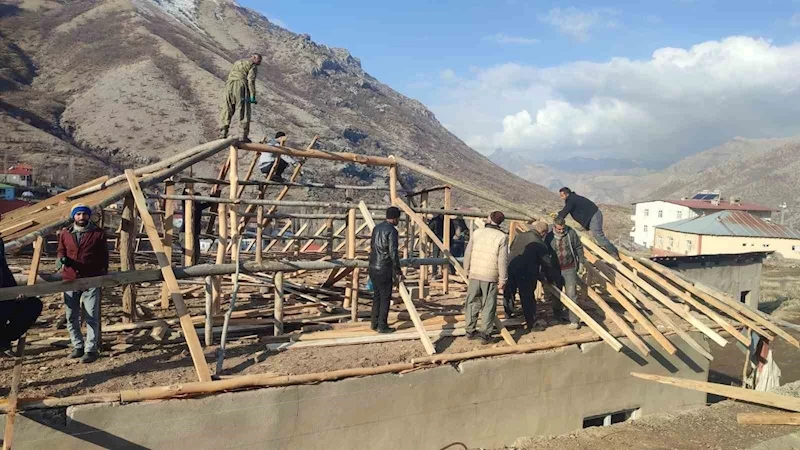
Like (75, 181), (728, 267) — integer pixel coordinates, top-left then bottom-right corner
(369, 270), (393, 329)
(0, 297), (42, 347)
(262, 159), (289, 179)
(503, 275), (536, 327)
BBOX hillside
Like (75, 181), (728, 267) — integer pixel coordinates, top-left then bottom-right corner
(0, 0), (561, 215)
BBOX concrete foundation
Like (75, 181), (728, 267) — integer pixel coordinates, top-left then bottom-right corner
(1, 333), (710, 449)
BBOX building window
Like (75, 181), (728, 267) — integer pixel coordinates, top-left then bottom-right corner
(742, 243), (747, 247)
(740, 291), (751, 304)
(668, 237), (674, 248)
(643, 225), (648, 232)
(658, 210), (663, 218)
(763, 244), (770, 248)
(686, 240), (693, 252)
(676, 211), (682, 219)
(644, 209), (649, 217)
(583, 409), (640, 429)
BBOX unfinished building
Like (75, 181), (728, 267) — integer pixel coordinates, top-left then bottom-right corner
(0, 138), (794, 449)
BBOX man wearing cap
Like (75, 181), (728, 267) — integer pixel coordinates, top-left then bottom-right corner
(56, 204), (109, 363)
(463, 211), (508, 344)
(368, 206), (403, 333)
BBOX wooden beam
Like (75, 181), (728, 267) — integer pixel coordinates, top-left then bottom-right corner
(213, 203), (228, 314)
(632, 372), (800, 412)
(240, 142), (395, 166)
(124, 170), (211, 382)
(274, 271), (284, 336)
(443, 186), (451, 295)
(638, 257), (772, 340)
(393, 197), (516, 346)
(543, 284), (623, 352)
(255, 205), (264, 263)
(120, 196), (137, 322)
(344, 209), (356, 310)
(584, 281), (649, 356)
(160, 181), (175, 310)
(622, 254), (749, 347)
(183, 198), (195, 267)
(280, 222), (309, 253)
(1, 175), (109, 223)
(583, 238), (727, 348)
(737, 413), (800, 425)
(264, 220), (292, 252)
(359, 201), (436, 355)
(300, 222), (330, 253)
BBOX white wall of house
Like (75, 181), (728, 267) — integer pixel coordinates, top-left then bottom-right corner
(630, 201), (696, 248)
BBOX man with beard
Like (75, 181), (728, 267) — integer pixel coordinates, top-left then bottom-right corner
(57, 204), (109, 363)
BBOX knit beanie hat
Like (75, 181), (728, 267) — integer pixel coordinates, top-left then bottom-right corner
(489, 211), (505, 225)
(71, 204), (92, 218)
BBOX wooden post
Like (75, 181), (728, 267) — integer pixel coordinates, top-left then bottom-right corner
(274, 271), (284, 336)
(443, 186), (451, 295)
(120, 195), (137, 323)
(351, 268), (360, 322)
(508, 221), (517, 245)
(228, 146), (239, 261)
(124, 170), (211, 382)
(160, 181), (175, 309)
(204, 276), (213, 347)
(255, 205), (264, 264)
(326, 218), (334, 258)
(388, 164), (398, 203)
(344, 208), (356, 311)
(213, 203), (228, 314)
(183, 199), (195, 267)
(418, 192), (428, 299)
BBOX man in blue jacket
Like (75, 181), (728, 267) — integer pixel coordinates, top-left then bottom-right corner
(556, 187), (619, 258)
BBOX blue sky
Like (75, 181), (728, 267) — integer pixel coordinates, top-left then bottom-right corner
(240, 1), (800, 162)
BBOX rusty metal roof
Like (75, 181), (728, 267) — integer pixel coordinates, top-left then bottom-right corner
(656, 210), (800, 239)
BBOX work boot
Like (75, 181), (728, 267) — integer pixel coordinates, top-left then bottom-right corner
(81, 351), (99, 364)
(68, 348), (84, 359)
(479, 333), (494, 345)
(466, 331), (479, 341)
(377, 326), (395, 334)
(218, 127), (229, 139)
(239, 136), (252, 144)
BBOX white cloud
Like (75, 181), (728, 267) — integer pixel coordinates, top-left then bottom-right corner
(427, 36), (800, 161)
(539, 7), (619, 42)
(483, 33), (540, 45)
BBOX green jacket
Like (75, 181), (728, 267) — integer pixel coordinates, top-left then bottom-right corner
(226, 59), (257, 98)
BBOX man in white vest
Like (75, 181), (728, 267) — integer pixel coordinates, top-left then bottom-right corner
(463, 211), (508, 344)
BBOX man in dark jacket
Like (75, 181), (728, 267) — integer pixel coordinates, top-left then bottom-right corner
(428, 212), (470, 278)
(556, 187), (619, 258)
(56, 204), (109, 363)
(368, 206), (403, 333)
(0, 234), (42, 356)
(504, 221), (552, 330)
(545, 217), (586, 329)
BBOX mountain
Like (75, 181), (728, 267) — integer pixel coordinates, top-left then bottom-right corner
(0, 0), (563, 216)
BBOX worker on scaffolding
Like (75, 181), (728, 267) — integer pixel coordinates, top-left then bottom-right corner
(218, 53), (262, 143)
(554, 187), (619, 258)
(259, 131), (299, 182)
(57, 204), (109, 363)
(504, 221), (550, 331)
(368, 206), (403, 333)
(0, 227), (42, 357)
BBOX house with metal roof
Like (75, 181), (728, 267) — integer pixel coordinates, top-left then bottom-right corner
(652, 210), (800, 260)
(630, 192), (776, 248)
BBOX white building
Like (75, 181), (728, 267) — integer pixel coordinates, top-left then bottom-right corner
(630, 193), (775, 248)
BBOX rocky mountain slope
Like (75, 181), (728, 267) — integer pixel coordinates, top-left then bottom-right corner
(0, 0), (565, 217)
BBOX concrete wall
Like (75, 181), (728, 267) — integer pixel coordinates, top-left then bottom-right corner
(1, 334), (710, 450)
(653, 229), (700, 256)
(669, 258), (763, 308)
(702, 235), (800, 260)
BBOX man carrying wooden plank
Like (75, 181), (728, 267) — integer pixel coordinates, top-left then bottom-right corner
(0, 233), (41, 356)
(545, 217), (586, 329)
(463, 211), (508, 344)
(368, 206), (403, 333)
(56, 204), (109, 363)
(555, 187), (619, 258)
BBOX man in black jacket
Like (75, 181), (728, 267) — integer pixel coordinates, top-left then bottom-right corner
(368, 207), (403, 333)
(428, 212), (470, 277)
(556, 187), (619, 258)
(0, 235), (42, 356)
(545, 217), (586, 329)
(504, 221), (552, 330)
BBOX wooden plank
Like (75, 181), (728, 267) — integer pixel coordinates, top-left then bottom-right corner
(638, 257), (772, 340)
(737, 413), (800, 425)
(585, 264), (677, 355)
(622, 255), (750, 346)
(350, 268), (361, 322)
(359, 201), (436, 355)
(343, 209), (356, 310)
(443, 186), (451, 295)
(124, 170), (211, 382)
(120, 196), (137, 322)
(255, 205), (264, 263)
(213, 203), (228, 314)
(183, 198), (195, 266)
(280, 222), (309, 253)
(264, 220), (292, 252)
(543, 284), (623, 352)
(584, 281), (650, 356)
(0, 220), (35, 238)
(300, 222), (330, 253)
(160, 181), (175, 309)
(632, 372), (800, 412)
(1, 175), (109, 223)
(274, 271), (284, 336)
(583, 238), (727, 348)
(393, 198), (516, 346)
